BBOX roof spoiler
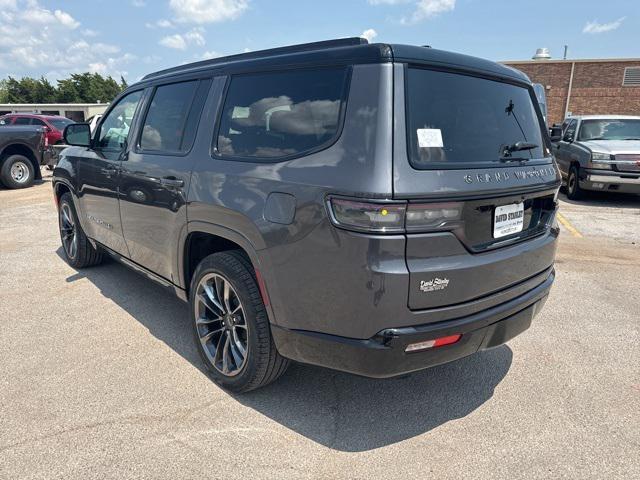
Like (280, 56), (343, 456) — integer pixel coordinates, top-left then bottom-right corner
(142, 37), (370, 81)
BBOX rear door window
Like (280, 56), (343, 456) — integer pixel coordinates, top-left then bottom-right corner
(14, 117), (31, 125)
(215, 67), (349, 160)
(139, 80), (203, 153)
(406, 67), (549, 169)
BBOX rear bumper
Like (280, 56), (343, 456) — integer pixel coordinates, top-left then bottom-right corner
(42, 146), (60, 167)
(582, 170), (640, 194)
(272, 269), (553, 378)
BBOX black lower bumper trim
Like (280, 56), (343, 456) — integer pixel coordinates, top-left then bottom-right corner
(272, 270), (554, 378)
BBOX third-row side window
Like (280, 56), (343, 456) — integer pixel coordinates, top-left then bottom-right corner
(216, 67), (350, 160)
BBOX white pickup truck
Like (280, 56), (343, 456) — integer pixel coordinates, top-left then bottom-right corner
(550, 115), (640, 199)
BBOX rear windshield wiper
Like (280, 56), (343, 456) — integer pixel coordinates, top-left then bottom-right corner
(504, 141), (538, 153)
(500, 141), (538, 162)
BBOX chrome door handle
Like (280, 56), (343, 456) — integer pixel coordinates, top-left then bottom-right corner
(101, 167), (118, 176)
(160, 177), (184, 187)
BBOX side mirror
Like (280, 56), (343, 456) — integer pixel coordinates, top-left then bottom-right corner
(64, 123), (91, 147)
(562, 133), (574, 143)
(549, 126), (562, 142)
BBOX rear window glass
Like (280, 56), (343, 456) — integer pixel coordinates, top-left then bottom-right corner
(216, 67), (349, 160)
(49, 118), (72, 130)
(406, 68), (549, 169)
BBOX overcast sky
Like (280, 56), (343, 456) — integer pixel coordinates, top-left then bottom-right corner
(0, 0), (637, 83)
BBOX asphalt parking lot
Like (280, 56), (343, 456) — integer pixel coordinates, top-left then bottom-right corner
(1, 171), (639, 480)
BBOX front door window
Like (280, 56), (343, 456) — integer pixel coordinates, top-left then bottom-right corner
(97, 91), (143, 152)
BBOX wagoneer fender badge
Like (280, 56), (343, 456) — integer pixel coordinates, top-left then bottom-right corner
(420, 278), (450, 293)
(464, 166), (555, 184)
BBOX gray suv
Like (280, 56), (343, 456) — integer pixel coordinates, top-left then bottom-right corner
(551, 115), (640, 199)
(53, 38), (560, 392)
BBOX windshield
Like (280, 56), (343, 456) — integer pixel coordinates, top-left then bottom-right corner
(578, 119), (640, 141)
(49, 118), (73, 130)
(406, 67), (549, 169)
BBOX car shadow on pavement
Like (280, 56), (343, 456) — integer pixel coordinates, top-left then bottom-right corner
(60, 248), (513, 452)
(0, 178), (49, 191)
(559, 190), (640, 208)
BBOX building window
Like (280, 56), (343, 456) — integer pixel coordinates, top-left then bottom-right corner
(622, 67), (640, 86)
(65, 111), (85, 122)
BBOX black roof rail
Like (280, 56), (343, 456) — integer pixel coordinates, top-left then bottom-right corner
(142, 37), (369, 81)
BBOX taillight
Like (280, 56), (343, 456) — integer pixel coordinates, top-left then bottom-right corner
(44, 135), (48, 147)
(327, 197), (463, 234)
(405, 202), (463, 232)
(328, 198), (406, 233)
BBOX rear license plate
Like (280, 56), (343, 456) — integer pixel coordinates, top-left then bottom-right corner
(494, 203), (524, 238)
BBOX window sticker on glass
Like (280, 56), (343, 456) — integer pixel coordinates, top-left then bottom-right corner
(231, 107), (250, 119)
(417, 128), (443, 148)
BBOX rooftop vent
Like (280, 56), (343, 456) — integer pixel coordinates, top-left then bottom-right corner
(532, 48), (551, 60)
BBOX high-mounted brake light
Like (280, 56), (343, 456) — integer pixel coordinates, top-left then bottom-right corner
(405, 334), (462, 353)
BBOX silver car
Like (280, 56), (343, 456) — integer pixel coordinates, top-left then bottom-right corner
(551, 115), (640, 199)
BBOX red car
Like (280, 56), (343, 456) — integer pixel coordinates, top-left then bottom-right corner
(0, 114), (73, 145)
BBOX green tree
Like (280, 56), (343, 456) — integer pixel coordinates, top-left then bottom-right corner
(0, 79), (10, 103)
(32, 77), (57, 103)
(56, 78), (81, 103)
(0, 72), (126, 104)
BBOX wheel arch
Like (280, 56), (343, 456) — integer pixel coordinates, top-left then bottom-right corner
(53, 179), (73, 201)
(52, 178), (80, 209)
(569, 160), (584, 181)
(52, 179), (93, 236)
(180, 222), (271, 316)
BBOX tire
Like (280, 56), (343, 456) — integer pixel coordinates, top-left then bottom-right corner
(58, 192), (104, 268)
(0, 154), (35, 189)
(566, 164), (584, 200)
(190, 251), (289, 393)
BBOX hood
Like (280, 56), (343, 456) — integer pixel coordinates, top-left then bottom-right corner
(580, 139), (640, 155)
